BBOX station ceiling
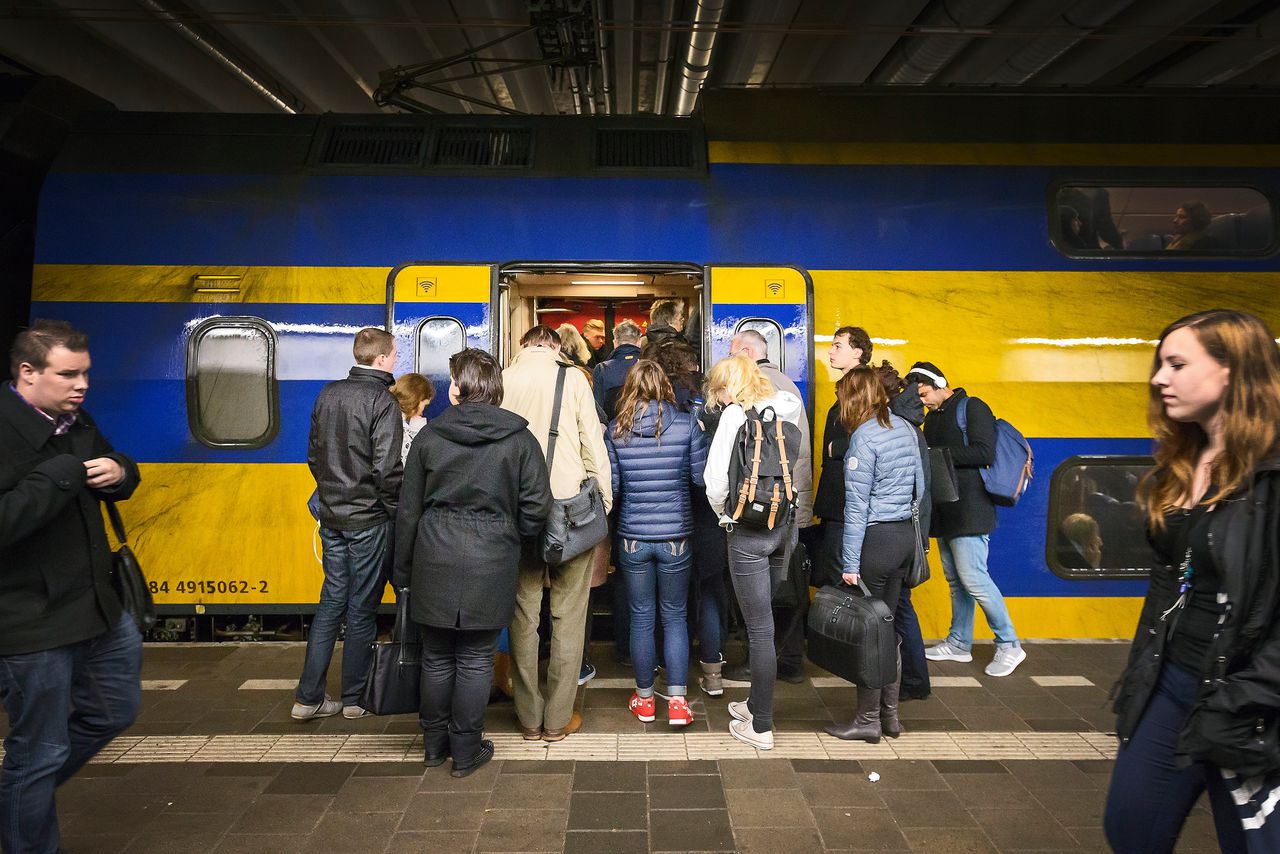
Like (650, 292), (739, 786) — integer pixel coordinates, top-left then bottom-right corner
(3, 0), (1280, 116)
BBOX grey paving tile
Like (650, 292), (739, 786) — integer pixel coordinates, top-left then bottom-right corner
(265, 762), (355, 794)
(792, 758), (863, 774)
(1066, 824), (1109, 849)
(796, 772), (886, 808)
(501, 760), (576, 774)
(573, 760), (646, 791)
(161, 776), (268, 814)
(71, 763), (133, 777)
(563, 830), (649, 854)
(1072, 759), (1115, 777)
(384, 831), (478, 853)
(933, 760), (1009, 775)
(330, 776), (420, 813)
(398, 791), (490, 831)
(306, 811), (400, 854)
(1005, 759), (1104, 791)
(1025, 717), (1091, 732)
(950, 707), (1033, 731)
(475, 809), (568, 852)
(734, 825), (825, 853)
(119, 763), (212, 792)
(119, 810), (239, 853)
(718, 758), (798, 789)
(944, 773), (1034, 808)
(901, 827), (998, 853)
(58, 793), (170, 834)
(351, 761), (425, 777)
(726, 787), (814, 827)
(204, 762), (285, 777)
(812, 806), (910, 850)
(649, 808), (736, 851)
(488, 771), (573, 806)
(969, 806), (1078, 850)
(214, 834), (312, 854)
(61, 833), (134, 854)
(568, 791), (647, 830)
(897, 718), (969, 731)
(881, 788), (977, 828)
(418, 760), (500, 792)
(648, 759), (719, 775)
(228, 794), (333, 835)
(649, 772), (727, 810)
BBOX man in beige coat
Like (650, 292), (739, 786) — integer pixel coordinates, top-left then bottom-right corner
(502, 325), (612, 740)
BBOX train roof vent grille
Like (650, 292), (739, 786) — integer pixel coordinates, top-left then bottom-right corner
(594, 128), (695, 168)
(431, 127), (533, 167)
(320, 125), (427, 165)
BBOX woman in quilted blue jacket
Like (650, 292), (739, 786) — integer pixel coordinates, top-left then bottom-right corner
(826, 366), (925, 744)
(606, 360), (708, 727)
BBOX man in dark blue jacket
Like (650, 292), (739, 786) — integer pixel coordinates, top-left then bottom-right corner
(591, 319), (642, 421)
(906, 361), (1025, 678)
(0, 320), (142, 854)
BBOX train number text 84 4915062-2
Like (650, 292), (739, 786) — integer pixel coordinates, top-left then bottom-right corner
(150, 580), (270, 594)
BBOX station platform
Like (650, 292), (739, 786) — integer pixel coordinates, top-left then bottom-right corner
(16, 640), (1226, 853)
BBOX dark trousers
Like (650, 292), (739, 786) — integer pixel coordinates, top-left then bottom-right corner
(727, 522), (797, 733)
(419, 626), (502, 766)
(0, 616), (142, 854)
(1104, 662), (1247, 853)
(895, 587), (930, 698)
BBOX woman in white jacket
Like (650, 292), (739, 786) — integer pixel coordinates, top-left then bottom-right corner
(703, 355), (804, 750)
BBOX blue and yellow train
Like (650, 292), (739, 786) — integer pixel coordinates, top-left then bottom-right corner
(28, 89), (1280, 638)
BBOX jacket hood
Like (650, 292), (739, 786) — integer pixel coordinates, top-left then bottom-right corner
(621, 400), (678, 439)
(890, 383), (926, 426)
(753, 390), (803, 423)
(430, 403), (530, 446)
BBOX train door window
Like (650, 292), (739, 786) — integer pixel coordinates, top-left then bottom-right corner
(1051, 185), (1275, 256)
(416, 316), (466, 375)
(1046, 456), (1155, 579)
(733, 318), (784, 370)
(186, 317), (279, 448)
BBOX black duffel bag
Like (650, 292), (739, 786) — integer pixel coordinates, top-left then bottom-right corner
(359, 588), (421, 716)
(806, 580), (897, 689)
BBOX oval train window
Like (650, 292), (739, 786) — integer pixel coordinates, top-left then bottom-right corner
(733, 318), (784, 371)
(186, 317), (279, 449)
(416, 316), (467, 376)
(1045, 455), (1156, 580)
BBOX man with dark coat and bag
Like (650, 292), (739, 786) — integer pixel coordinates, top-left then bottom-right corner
(0, 320), (143, 854)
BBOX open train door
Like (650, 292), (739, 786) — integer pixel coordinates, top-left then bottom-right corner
(388, 263), (496, 416)
(703, 266), (815, 419)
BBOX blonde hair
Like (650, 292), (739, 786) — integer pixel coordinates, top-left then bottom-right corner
(1139, 309), (1280, 528)
(390, 373), (434, 419)
(704, 355), (775, 412)
(557, 323), (592, 365)
(582, 319), (604, 335)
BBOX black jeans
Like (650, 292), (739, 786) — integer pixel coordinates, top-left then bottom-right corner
(1104, 662), (1246, 853)
(419, 626), (502, 766)
(894, 587), (930, 697)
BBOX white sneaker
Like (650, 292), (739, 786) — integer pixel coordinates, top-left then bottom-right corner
(291, 696), (342, 721)
(727, 700), (752, 724)
(925, 641), (973, 663)
(343, 705), (372, 719)
(729, 717), (773, 750)
(985, 646), (1027, 677)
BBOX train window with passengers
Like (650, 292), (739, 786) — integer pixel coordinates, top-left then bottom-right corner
(416, 317), (467, 375)
(1051, 185), (1276, 256)
(1046, 456), (1157, 580)
(734, 318), (784, 370)
(186, 318), (279, 449)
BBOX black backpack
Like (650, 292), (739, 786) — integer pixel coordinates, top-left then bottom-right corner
(727, 406), (802, 530)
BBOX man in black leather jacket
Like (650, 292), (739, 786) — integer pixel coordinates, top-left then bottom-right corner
(293, 327), (403, 722)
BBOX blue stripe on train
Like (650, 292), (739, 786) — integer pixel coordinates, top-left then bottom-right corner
(36, 167), (1280, 271)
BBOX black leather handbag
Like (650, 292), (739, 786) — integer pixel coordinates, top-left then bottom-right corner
(929, 447), (960, 504)
(359, 589), (421, 716)
(539, 365), (608, 566)
(105, 501), (156, 633)
(806, 580), (897, 689)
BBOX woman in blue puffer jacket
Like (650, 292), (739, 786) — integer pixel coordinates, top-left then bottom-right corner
(606, 360), (708, 727)
(825, 365), (925, 744)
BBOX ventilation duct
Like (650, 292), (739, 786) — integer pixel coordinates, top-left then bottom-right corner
(986, 0), (1138, 85)
(672, 0), (727, 117)
(875, 0), (1016, 85)
(1145, 5), (1280, 86)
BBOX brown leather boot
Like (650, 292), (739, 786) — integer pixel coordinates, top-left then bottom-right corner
(824, 686), (883, 743)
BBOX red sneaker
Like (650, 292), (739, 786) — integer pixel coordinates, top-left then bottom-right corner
(628, 692), (656, 723)
(668, 696), (694, 726)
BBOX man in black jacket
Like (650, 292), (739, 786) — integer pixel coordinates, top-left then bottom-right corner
(294, 327), (403, 721)
(906, 362), (1025, 678)
(591, 319), (642, 421)
(0, 320), (142, 854)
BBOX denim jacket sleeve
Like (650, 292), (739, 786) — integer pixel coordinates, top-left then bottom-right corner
(842, 428), (876, 575)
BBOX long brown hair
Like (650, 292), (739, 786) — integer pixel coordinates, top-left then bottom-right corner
(613, 360), (676, 442)
(390, 373), (434, 419)
(837, 365), (891, 433)
(1138, 309), (1280, 528)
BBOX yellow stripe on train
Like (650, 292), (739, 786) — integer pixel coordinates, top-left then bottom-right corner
(34, 264), (391, 304)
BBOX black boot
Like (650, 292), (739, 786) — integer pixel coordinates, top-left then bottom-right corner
(881, 645), (904, 739)
(824, 685), (882, 743)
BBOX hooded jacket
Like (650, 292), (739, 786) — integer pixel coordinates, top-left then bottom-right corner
(703, 390), (805, 518)
(393, 403), (552, 630)
(1113, 460), (1280, 777)
(308, 366), (404, 531)
(921, 388), (997, 538)
(891, 383), (933, 541)
(606, 401), (708, 541)
(502, 347), (613, 513)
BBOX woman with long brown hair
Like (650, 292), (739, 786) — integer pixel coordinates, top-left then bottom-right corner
(824, 366), (924, 744)
(1106, 309), (1280, 853)
(606, 360), (707, 727)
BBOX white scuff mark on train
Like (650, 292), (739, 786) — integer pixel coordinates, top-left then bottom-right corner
(1011, 337), (1160, 348)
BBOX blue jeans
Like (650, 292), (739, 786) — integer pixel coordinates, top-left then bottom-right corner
(0, 616), (142, 854)
(895, 587), (930, 698)
(297, 521), (391, 706)
(1104, 663), (1246, 853)
(619, 538), (692, 694)
(937, 534), (1019, 649)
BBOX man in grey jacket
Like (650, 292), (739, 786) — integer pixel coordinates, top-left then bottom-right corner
(725, 329), (813, 683)
(294, 327), (404, 721)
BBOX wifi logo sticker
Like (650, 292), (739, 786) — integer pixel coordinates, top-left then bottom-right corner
(417, 278), (437, 297)
(765, 279), (784, 299)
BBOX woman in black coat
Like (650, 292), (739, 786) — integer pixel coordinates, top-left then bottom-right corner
(394, 349), (552, 778)
(1105, 310), (1280, 853)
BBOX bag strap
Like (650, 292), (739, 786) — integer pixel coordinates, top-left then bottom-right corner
(104, 501), (128, 545)
(545, 364), (569, 472)
(773, 413), (794, 502)
(732, 411), (764, 522)
(956, 395), (970, 448)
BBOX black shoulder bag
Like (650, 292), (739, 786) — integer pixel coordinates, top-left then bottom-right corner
(105, 501), (157, 632)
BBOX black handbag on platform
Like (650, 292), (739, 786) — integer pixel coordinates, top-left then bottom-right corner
(806, 580), (897, 689)
(359, 589), (421, 716)
(539, 365), (609, 567)
(105, 501), (156, 633)
(929, 447), (959, 504)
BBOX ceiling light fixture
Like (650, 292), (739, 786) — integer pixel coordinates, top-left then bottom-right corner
(570, 280), (645, 285)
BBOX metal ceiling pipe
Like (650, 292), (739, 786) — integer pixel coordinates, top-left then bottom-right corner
(136, 0), (297, 113)
(595, 0), (613, 114)
(875, 0), (1015, 85)
(1146, 5), (1280, 86)
(672, 0), (726, 117)
(986, 0), (1138, 85)
(654, 0), (678, 114)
